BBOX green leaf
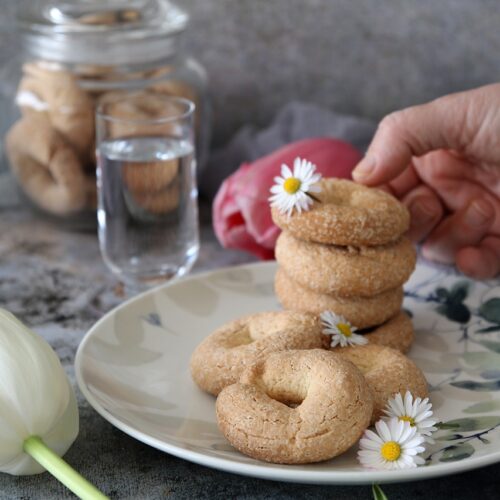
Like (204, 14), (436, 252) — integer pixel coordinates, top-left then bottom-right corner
(479, 298), (500, 324)
(438, 416), (500, 431)
(439, 443), (475, 462)
(476, 325), (500, 334)
(464, 401), (500, 414)
(436, 304), (448, 317)
(435, 287), (449, 300)
(478, 340), (500, 354)
(479, 297), (500, 325)
(451, 380), (500, 391)
(449, 281), (470, 303)
(372, 484), (388, 500)
(435, 433), (463, 442)
(463, 351), (500, 369)
(480, 369), (500, 380)
(436, 303), (471, 323)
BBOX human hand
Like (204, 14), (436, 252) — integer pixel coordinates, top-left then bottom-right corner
(352, 84), (500, 279)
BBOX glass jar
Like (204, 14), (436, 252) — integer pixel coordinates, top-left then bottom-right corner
(1, 0), (209, 224)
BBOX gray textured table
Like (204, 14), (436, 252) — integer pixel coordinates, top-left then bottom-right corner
(1, 204), (500, 500)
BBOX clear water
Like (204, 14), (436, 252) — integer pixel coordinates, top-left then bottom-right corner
(97, 136), (199, 286)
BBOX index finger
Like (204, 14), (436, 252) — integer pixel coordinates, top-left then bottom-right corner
(352, 86), (489, 186)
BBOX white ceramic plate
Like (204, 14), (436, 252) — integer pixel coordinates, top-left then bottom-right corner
(75, 261), (500, 484)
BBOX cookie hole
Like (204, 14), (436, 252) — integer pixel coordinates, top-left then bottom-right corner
(225, 328), (253, 348)
(259, 380), (307, 410)
(252, 361), (311, 409)
(263, 391), (304, 409)
(280, 400), (302, 409)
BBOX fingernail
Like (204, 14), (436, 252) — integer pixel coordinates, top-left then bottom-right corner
(352, 155), (376, 181)
(464, 199), (494, 226)
(421, 243), (454, 265)
(410, 197), (439, 223)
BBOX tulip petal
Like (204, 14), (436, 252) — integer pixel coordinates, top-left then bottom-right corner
(0, 310), (79, 475)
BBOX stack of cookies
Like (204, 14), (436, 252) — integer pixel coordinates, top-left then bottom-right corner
(189, 178), (426, 465)
(272, 178), (417, 350)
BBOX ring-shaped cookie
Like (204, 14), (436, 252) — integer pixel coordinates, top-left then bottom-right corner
(216, 349), (373, 464)
(5, 115), (87, 215)
(275, 231), (416, 297)
(335, 344), (428, 423)
(18, 63), (95, 159)
(275, 267), (404, 329)
(272, 178), (410, 246)
(190, 311), (323, 396)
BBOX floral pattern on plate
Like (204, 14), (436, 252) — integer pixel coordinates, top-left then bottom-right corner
(76, 261), (500, 484)
(403, 266), (500, 464)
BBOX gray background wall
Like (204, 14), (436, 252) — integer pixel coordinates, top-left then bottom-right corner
(1, 0), (500, 147)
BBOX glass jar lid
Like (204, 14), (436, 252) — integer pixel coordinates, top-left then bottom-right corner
(18, 0), (189, 65)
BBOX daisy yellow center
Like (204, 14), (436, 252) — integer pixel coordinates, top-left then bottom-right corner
(399, 415), (416, 426)
(283, 177), (302, 194)
(381, 441), (401, 462)
(337, 323), (352, 337)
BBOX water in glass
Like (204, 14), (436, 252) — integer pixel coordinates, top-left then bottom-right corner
(97, 135), (199, 286)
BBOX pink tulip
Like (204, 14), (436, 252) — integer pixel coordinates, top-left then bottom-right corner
(212, 137), (362, 259)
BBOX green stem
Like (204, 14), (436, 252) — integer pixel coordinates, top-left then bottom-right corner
(23, 436), (108, 500)
(372, 484), (389, 500)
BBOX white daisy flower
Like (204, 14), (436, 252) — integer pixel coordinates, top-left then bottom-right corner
(320, 311), (368, 348)
(269, 157), (322, 216)
(383, 391), (438, 443)
(358, 418), (426, 470)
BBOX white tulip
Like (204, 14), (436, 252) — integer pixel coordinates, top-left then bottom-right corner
(0, 308), (78, 475)
(0, 309), (106, 499)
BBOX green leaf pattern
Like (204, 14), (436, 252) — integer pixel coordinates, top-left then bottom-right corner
(439, 443), (475, 462)
(405, 274), (500, 464)
(479, 298), (500, 324)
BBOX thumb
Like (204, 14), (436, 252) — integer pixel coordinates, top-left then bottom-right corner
(352, 88), (479, 186)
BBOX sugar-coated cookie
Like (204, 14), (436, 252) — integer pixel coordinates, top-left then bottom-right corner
(272, 178), (410, 246)
(336, 344), (428, 423)
(216, 349), (373, 464)
(190, 311), (323, 396)
(275, 267), (404, 329)
(275, 231), (416, 297)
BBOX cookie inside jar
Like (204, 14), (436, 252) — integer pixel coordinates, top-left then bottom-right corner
(6, 0), (209, 222)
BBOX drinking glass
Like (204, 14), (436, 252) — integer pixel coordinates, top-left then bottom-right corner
(96, 93), (199, 288)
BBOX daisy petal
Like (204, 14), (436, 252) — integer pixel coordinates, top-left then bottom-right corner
(281, 164), (292, 178)
(293, 157), (302, 174)
(363, 429), (384, 444)
(359, 439), (382, 451)
(375, 420), (392, 442)
(403, 391), (413, 410)
(399, 424), (414, 444)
